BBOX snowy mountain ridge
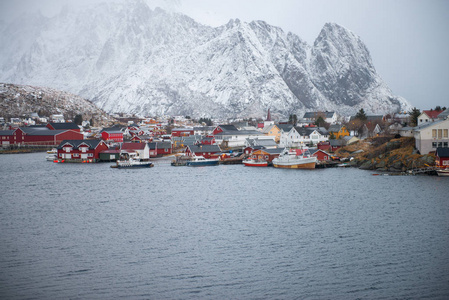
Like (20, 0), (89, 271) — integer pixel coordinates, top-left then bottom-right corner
(0, 0), (412, 118)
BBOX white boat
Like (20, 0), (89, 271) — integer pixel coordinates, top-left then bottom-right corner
(436, 169), (449, 177)
(45, 148), (57, 161)
(272, 148), (317, 169)
(186, 155), (219, 167)
(242, 159), (268, 167)
(112, 152), (153, 168)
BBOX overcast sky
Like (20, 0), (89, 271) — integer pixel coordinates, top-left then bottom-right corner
(1, 0), (448, 110)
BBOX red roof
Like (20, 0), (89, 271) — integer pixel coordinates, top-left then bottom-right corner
(423, 110), (442, 119)
(121, 142), (146, 150)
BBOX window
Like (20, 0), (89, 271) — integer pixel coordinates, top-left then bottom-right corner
(443, 160), (449, 166)
(438, 142), (443, 147)
(88, 153), (93, 157)
(432, 129), (437, 138)
(432, 142), (437, 148)
(444, 129), (448, 138)
(444, 142), (448, 147)
(438, 129), (442, 139)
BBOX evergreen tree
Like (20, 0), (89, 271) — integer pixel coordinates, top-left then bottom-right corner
(315, 116), (325, 127)
(408, 107), (421, 127)
(355, 108), (367, 121)
(288, 114), (297, 125)
(74, 114), (83, 125)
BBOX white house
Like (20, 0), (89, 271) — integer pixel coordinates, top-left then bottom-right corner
(413, 118), (449, 154)
(303, 111), (338, 124)
(214, 129), (268, 148)
(417, 110), (443, 126)
(280, 126), (328, 147)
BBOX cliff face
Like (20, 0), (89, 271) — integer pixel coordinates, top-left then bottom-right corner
(0, 1), (411, 118)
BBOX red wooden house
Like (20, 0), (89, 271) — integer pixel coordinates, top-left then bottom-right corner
(47, 122), (81, 132)
(244, 145), (264, 155)
(57, 139), (108, 161)
(101, 129), (124, 143)
(435, 147), (449, 169)
(317, 141), (331, 151)
(212, 125), (238, 135)
(250, 148), (284, 162)
(185, 144), (221, 159)
(311, 149), (331, 161)
(0, 127), (83, 146)
(156, 142), (172, 156)
(171, 128), (194, 137)
(201, 136), (215, 145)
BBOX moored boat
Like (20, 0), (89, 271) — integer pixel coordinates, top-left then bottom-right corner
(45, 148), (57, 161)
(112, 151), (153, 168)
(186, 155), (219, 167)
(436, 168), (449, 177)
(272, 148), (317, 169)
(242, 159), (268, 167)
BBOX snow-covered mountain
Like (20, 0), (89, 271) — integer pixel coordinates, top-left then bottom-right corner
(0, 0), (411, 118)
(0, 83), (113, 126)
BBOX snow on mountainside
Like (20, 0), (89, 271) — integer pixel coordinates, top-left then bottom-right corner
(0, 83), (113, 126)
(0, 0), (412, 118)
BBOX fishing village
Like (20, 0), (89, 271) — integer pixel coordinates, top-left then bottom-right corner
(1, 108), (449, 176)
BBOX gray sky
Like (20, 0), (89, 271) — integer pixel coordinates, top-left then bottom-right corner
(1, 0), (448, 110)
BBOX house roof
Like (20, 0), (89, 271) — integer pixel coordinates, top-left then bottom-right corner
(423, 110), (442, 119)
(217, 125), (238, 131)
(21, 127), (76, 136)
(193, 126), (214, 131)
(121, 142), (146, 150)
(329, 139), (346, 146)
(0, 130), (15, 135)
(57, 139), (104, 150)
(436, 147), (449, 157)
(277, 124), (293, 132)
(437, 109), (449, 120)
(254, 148), (285, 154)
(413, 119), (445, 131)
(48, 122), (79, 130)
(303, 111), (335, 119)
(157, 142), (171, 149)
(310, 149), (331, 156)
(187, 144), (221, 153)
(328, 124), (344, 132)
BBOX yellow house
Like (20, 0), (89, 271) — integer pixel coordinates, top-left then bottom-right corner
(262, 124), (281, 143)
(328, 124), (349, 139)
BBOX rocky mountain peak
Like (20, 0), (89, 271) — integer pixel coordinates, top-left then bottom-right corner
(0, 1), (411, 118)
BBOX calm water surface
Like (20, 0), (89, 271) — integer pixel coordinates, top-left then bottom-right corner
(1, 152), (448, 299)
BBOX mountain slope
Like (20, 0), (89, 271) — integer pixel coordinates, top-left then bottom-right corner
(0, 0), (411, 118)
(0, 83), (113, 125)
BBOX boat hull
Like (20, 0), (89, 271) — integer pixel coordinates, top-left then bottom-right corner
(243, 160), (268, 167)
(186, 161), (219, 167)
(272, 161), (316, 169)
(112, 163), (153, 168)
(272, 155), (317, 169)
(437, 169), (449, 177)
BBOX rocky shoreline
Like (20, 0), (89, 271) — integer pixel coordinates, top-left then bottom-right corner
(335, 137), (435, 173)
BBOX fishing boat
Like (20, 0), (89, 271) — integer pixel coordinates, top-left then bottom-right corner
(436, 168), (449, 177)
(242, 159), (268, 167)
(111, 152), (153, 168)
(45, 148), (57, 161)
(185, 155), (219, 167)
(272, 148), (317, 169)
